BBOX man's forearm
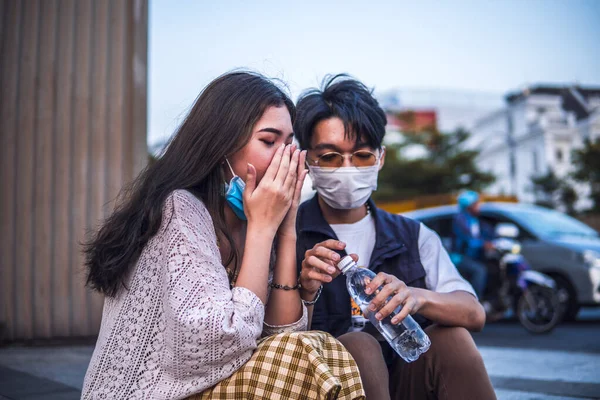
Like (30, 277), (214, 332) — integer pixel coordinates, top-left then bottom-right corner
(414, 289), (486, 331)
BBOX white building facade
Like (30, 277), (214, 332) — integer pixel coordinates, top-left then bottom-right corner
(379, 88), (503, 133)
(469, 86), (600, 210)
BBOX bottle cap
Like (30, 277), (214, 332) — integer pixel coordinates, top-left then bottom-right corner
(337, 255), (356, 274)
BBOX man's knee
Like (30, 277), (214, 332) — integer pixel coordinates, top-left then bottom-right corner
(426, 326), (485, 368)
(337, 331), (381, 354)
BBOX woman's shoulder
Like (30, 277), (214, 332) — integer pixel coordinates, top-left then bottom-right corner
(165, 189), (208, 213)
(163, 190), (215, 233)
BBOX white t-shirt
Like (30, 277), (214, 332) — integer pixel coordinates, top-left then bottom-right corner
(331, 214), (377, 332)
(331, 215), (476, 332)
(330, 213), (377, 270)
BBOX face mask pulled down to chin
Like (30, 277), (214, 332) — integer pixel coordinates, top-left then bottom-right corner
(308, 165), (379, 210)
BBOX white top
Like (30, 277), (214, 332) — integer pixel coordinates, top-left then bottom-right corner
(331, 213), (377, 270)
(331, 215), (475, 333)
(418, 223), (476, 295)
(331, 214), (378, 331)
(82, 190), (307, 399)
(471, 219), (481, 237)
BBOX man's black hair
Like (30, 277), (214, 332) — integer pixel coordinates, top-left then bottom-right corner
(294, 74), (387, 150)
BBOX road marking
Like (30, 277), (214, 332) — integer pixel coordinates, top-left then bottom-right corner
(495, 388), (594, 400)
(480, 346), (600, 384)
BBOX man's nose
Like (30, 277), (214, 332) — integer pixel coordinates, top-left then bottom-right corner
(342, 154), (353, 168)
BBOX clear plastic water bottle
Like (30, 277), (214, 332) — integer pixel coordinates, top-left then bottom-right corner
(337, 256), (431, 362)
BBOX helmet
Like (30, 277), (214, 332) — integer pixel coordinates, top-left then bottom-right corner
(457, 190), (480, 209)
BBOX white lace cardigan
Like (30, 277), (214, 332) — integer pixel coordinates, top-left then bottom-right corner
(82, 190), (308, 399)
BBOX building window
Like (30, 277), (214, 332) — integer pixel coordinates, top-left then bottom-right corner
(556, 149), (563, 162)
(532, 150), (539, 173)
(510, 154), (516, 178)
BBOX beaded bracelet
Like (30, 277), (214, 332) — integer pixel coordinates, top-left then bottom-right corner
(269, 281), (301, 290)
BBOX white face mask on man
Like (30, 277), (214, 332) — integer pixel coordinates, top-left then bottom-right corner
(308, 163), (380, 210)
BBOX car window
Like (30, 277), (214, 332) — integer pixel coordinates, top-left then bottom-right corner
(480, 212), (535, 241)
(504, 207), (598, 239)
(421, 218), (439, 233)
(421, 214), (456, 251)
(436, 216), (455, 238)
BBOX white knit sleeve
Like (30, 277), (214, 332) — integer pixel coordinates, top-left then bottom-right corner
(262, 302), (308, 337)
(162, 190), (264, 390)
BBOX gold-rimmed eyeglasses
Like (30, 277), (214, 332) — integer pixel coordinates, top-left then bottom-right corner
(307, 149), (381, 170)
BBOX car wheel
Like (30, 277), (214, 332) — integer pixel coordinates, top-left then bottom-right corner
(552, 275), (580, 321)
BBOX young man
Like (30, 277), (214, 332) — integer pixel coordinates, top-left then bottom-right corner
(294, 75), (496, 400)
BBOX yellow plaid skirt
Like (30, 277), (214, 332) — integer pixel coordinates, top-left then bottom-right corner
(189, 331), (365, 400)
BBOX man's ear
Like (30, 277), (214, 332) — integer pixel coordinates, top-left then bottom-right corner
(378, 146), (386, 171)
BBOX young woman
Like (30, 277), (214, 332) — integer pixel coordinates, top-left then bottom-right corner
(82, 72), (364, 399)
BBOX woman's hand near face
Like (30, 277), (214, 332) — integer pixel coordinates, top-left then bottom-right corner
(243, 144), (300, 237)
(277, 146), (308, 239)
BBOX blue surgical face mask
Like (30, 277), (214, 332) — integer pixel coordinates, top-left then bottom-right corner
(224, 159), (247, 220)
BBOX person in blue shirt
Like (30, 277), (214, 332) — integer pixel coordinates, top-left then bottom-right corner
(294, 75), (496, 400)
(451, 190), (493, 299)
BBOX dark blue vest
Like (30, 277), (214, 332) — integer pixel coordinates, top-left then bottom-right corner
(296, 196), (430, 365)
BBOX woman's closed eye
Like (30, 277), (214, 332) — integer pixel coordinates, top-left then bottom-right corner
(260, 139), (275, 147)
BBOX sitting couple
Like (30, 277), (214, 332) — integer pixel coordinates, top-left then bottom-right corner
(82, 72), (496, 399)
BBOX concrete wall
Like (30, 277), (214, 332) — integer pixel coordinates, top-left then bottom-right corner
(0, 0), (148, 340)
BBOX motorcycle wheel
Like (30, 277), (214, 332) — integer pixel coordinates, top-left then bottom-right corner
(552, 275), (580, 321)
(517, 284), (562, 334)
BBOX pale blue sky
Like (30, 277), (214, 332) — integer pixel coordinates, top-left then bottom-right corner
(148, 0), (600, 144)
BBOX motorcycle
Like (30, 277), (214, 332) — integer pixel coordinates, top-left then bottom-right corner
(482, 223), (562, 334)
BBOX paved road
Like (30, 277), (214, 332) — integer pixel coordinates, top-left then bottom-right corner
(1, 309), (599, 399)
(472, 308), (600, 399)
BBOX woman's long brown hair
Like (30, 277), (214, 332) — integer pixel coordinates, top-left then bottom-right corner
(84, 71), (295, 297)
